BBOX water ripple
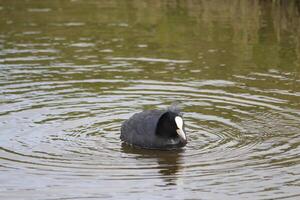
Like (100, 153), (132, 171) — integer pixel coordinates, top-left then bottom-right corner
(1, 3), (300, 198)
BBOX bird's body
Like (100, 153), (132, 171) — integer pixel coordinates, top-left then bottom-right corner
(120, 107), (187, 150)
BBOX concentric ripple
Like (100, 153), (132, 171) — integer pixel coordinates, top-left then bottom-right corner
(1, 1), (300, 199)
(1, 57), (300, 199)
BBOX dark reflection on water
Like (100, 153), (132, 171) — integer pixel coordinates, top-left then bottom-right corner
(121, 143), (184, 186)
(0, 0), (300, 199)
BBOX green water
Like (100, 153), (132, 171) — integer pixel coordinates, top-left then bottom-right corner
(0, 0), (300, 199)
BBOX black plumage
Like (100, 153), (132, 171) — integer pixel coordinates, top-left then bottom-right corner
(120, 107), (187, 150)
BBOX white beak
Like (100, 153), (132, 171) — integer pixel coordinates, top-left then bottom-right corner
(175, 116), (186, 141)
(176, 128), (186, 141)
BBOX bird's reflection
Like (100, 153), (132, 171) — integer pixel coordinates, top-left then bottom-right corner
(121, 143), (184, 186)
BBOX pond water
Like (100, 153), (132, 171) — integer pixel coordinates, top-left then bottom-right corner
(0, 0), (300, 199)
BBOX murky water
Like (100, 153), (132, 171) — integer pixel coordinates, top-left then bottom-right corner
(1, 0), (300, 199)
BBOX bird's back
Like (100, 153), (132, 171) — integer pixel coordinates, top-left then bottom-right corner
(120, 110), (165, 148)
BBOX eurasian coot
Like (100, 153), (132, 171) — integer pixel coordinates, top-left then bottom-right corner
(120, 106), (187, 150)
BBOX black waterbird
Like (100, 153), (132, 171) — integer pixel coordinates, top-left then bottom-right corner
(120, 105), (187, 150)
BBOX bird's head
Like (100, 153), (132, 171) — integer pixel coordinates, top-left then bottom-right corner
(156, 111), (187, 142)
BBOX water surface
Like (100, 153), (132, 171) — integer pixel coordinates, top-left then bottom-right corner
(0, 0), (300, 199)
